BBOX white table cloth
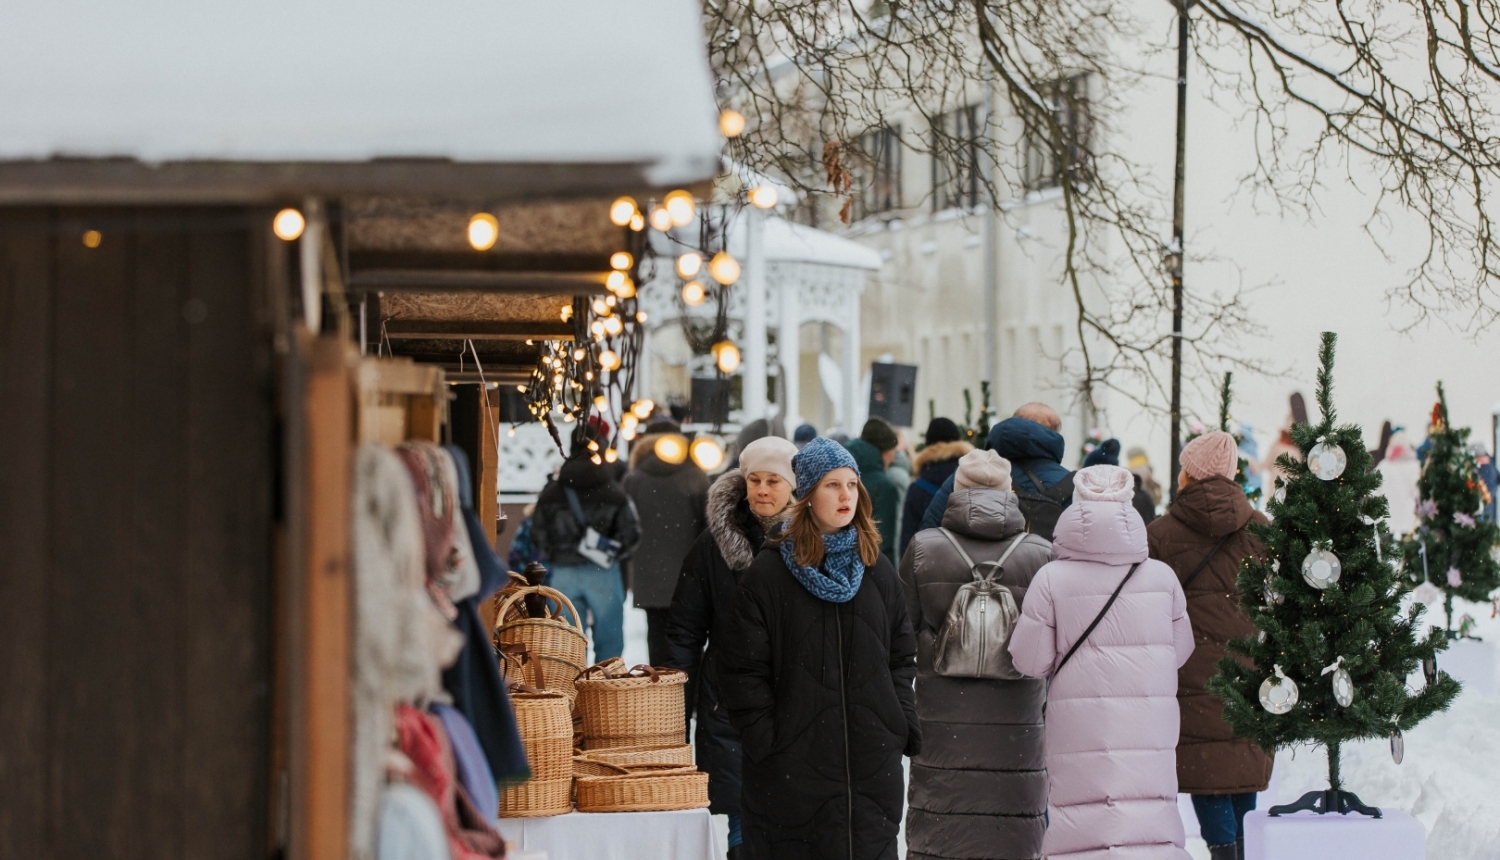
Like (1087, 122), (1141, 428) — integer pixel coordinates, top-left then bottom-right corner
(497, 808), (724, 860)
(1244, 808), (1424, 860)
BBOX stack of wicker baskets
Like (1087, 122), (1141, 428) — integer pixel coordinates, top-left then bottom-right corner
(571, 663), (708, 812)
(498, 688), (573, 817)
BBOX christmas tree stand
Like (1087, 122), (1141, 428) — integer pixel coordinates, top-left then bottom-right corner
(1244, 807), (1424, 860)
(1267, 788), (1381, 818)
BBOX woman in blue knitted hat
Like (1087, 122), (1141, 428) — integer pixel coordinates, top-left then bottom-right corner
(716, 437), (921, 860)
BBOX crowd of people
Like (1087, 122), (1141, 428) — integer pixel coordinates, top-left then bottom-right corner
(516, 402), (1341, 860)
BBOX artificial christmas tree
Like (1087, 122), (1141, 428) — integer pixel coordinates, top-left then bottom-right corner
(1209, 333), (1459, 818)
(1399, 383), (1500, 634)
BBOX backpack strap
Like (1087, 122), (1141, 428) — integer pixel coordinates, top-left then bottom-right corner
(1054, 561), (1142, 677)
(937, 528), (1026, 585)
(563, 485), (590, 531)
(1017, 462), (1049, 495)
(1180, 533), (1232, 591)
(912, 477), (942, 496)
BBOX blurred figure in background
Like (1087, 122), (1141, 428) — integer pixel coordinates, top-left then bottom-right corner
(1471, 444), (1499, 523)
(1127, 446), (1163, 512)
(846, 417), (902, 562)
(1377, 430), (1421, 537)
(899, 417), (971, 559)
(623, 419), (709, 665)
(1086, 438), (1155, 526)
(506, 503), (544, 571)
(793, 423), (818, 449)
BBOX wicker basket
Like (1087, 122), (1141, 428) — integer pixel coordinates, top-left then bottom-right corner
(499, 690), (575, 817)
(485, 572), (532, 628)
(575, 663), (688, 750)
(572, 745), (693, 777)
(574, 763), (710, 812)
(494, 586), (588, 698)
(499, 777), (573, 818)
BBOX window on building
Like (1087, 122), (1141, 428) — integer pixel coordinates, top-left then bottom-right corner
(932, 105), (982, 212)
(1023, 75), (1092, 192)
(850, 125), (902, 222)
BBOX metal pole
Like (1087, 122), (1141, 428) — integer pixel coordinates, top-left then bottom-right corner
(743, 207), (769, 421)
(983, 76), (999, 395)
(1168, 2), (1189, 503)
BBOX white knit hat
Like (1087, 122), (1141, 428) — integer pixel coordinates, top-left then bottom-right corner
(954, 449), (1013, 491)
(738, 436), (799, 485)
(1073, 464), (1135, 503)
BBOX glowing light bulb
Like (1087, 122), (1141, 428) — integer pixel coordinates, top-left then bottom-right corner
(606, 295), (617, 308)
(603, 316), (623, 336)
(560, 305), (573, 322)
(588, 439), (600, 452)
(649, 207), (673, 232)
(632, 399), (655, 420)
(604, 448), (618, 463)
(655, 434), (689, 465)
(594, 394), (609, 410)
(81, 230), (102, 248)
(636, 311), (648, 323)
(599, 349), (621, 371)
(709, 251), (741, 285)
(468, 213), (499, 250)
(273, 208), (305, 241)
(610, 251), (633, 270)
(609, 197), (638, 226)
(664, 190), (695, 227)
(516, 384), (527, 393)
(508, 427), (516, 437)
(690, 436), (726, 471)
(719, 109), (746, 138)
(606, 270), (627, 293)
(591, 320), (605, 338)
(713, 340), (741, 373)
(676, 252), (703, 279)
(573, 348), (586, 361)
(749, 185), (779, 209)
(591, 454), (602, 464)
(615, 278), (636, 299)
(593, 298), (608, 315)
(629, 212), (645, 232)
(620, 413), (639, 439)
(681, 281), (706, 306)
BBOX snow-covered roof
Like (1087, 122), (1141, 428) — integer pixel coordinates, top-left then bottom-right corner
(730, 215), (885, 271)
(0, 0), (720, 187)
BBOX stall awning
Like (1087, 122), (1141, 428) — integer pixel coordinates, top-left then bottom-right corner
(0, 0), (722, 201)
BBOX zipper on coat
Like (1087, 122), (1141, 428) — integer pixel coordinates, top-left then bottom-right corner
(835, 605), (853, 860)
(976, 591), (987, 678)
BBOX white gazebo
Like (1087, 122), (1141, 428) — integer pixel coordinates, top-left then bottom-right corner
(638, 211), (883, 430)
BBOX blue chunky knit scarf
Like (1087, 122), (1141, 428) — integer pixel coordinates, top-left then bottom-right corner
(780, 527), (865, 603)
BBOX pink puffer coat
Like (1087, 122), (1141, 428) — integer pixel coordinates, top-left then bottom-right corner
(1008, 466), (1194, 860)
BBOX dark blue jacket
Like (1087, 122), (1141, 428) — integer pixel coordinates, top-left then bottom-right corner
(919, 417), (1071, 531)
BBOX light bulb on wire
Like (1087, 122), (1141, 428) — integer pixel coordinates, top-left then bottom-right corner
(468, 213), (500, 250)
(273, 208), (305, 241)
(610, 197), (638, 227)
(654, 434), (689, 465)
(676, 252), (703, 279)
(690, 436), (726, 471)
(681, 281), (706, 306)
(610, 252), (633, 270)
(709, 251), (741, 285)
(599, 349), (621, 371)
(712, 340), (741, 373)
(632, 399), (655, 420)
(719, 110), (746, 138)
(749, 185), (779, 209)
(603, 316), (623, 336)
(664, 190), (696, 227)
(649, 207), (673, 232)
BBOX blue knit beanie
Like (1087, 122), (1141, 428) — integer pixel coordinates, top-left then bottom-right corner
(1083, 438), (1121, 467)
(793, 436), (860, 498)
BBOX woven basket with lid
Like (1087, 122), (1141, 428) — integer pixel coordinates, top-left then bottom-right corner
(574, 762), (709, 812)
(493, 585), (588, 699)
(574, 663), (687, 751)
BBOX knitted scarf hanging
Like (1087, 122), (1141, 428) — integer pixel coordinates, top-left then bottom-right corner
(779, 527), (866, 603)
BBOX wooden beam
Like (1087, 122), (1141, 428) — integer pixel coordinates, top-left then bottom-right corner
(347, 269), (608, 294)
(349, 250), (612, 273)
(383, 319), (574, 340)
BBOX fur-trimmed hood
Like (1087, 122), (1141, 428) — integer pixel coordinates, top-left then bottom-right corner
(912, 439), (973, 473)
(707, 469), (789, 570)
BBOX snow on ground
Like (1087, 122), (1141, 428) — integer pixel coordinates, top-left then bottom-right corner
(622, 596), (1500, 859)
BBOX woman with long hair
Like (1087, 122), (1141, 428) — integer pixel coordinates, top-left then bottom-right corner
(665, 436), (800, 860)
(717, 437), (921, 860)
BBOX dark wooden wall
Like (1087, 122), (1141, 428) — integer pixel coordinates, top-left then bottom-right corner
(0, 208), (274, 860)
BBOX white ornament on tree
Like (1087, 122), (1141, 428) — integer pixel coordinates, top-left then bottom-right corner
(1321, 656), (1354, 707)
(1307, 436), (1348, 480)
(1302, 542), (1342, 590)
(1265, 559), (1284, 605)
(1259, 664), (1300, 714)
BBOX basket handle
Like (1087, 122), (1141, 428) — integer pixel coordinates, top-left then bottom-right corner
(495, 585), (584, 631)
(498, 642), (547, 691)
(573, 756), (633, 775)
(627, 664), (662, 682)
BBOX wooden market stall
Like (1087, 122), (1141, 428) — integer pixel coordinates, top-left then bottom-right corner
(0, 3), (721, 860)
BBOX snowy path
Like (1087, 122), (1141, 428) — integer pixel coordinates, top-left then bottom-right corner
(618, 595), (1500, 859)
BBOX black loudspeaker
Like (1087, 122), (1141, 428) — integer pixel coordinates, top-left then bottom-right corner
(868, 363), (918, 427)
(691, 376), (732, 425)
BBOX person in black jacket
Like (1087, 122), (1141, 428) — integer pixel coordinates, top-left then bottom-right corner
(666, 436), (799, 860)
(532, 426), (642, 661)
(717, 437), (920, 860)
(899, 417), (971, 559)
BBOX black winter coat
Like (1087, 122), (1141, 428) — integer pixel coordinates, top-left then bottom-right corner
(664, 470), (775, 816)
(899, 441), (972, 559)
(622, 434), (709, 608)
(717, 544), (921, 860)
(533, 456), (642, 567)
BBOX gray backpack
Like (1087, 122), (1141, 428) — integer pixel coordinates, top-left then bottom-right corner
(932, 529), (1026, 680)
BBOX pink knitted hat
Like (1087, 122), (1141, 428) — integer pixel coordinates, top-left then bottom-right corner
(1072, 464), (1135, 503)
(1181, 430), (1239, 480)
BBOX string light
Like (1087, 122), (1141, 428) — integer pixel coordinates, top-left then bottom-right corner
(749, 185), (779, 209)
(676, 252), (703, 279)
(681, 281), (706, 306)
(610, 251), (633, 270)
(664, 190), (696, 227)
(609, 197), (638, 226)
(620, 413), (639, 439)
(272, 209), (305, 241)
(615, 278), (637, 299)
(655, 434), (689, 465)
(560, 305), (573, 322)
(629, 212), (645, 232)
(632, 399), (655, 420)
(606, 271), (627, 293)
(599, 349), (621, 371)
(467, 213), (499, 251)
(649, 207), (673, 232)
(593, 298), (608, 315)
(604, 448), (618, 464)
(603, 316), (623, 336)
(719, 109), (746, 138)
(690, 436), (726, 471)
(81, 230), (102, 248)
(712, 340), (741, 373)
(709, 251), (741, 285)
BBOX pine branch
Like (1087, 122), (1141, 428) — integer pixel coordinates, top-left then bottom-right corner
(1219, 371), (1234, 432)
(1315, 331), (1338, 428)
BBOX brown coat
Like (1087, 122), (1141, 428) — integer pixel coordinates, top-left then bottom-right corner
(1146, 476), (1273, 794)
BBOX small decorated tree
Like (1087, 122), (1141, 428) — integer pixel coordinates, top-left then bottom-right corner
(1209, 333), (1459, 816)
(1400, 383), (1500, 634)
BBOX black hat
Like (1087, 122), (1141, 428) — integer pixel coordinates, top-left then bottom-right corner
(860, 417), (900, 452)
(923, 417), (962, 445)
